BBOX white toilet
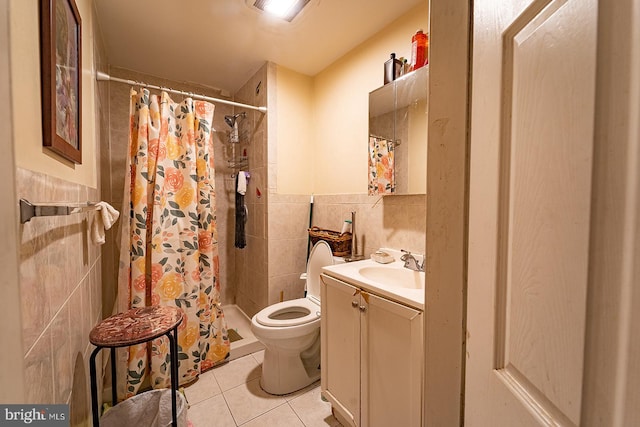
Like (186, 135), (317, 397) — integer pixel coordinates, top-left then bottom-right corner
(250, 241), (338, 395)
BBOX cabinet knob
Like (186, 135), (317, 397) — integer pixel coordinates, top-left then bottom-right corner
(351, 301), (359, 308)
(359, 305), (367, 312)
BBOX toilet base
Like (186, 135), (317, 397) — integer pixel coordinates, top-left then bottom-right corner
(259, 332), (321, 395)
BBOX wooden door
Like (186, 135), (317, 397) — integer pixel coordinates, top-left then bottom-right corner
(362, 291), (422, 427)
(321, 275), (361, 427)
(466, 0), (596, 425)
(465, 0), (640, 425)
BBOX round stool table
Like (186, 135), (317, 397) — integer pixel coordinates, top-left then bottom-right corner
(89, 306), (184, 427)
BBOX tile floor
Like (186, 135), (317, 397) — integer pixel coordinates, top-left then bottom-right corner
(183, 349), (343, 427)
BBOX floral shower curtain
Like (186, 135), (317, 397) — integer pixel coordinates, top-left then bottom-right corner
(117, 88), (230, 398)
(368, 136), (395, 195)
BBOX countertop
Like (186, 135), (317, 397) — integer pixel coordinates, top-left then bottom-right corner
(321, 249), (424, 310)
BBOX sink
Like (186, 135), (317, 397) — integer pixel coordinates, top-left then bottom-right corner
(322, 249), (425, 309)
(358, 266), (425, 289)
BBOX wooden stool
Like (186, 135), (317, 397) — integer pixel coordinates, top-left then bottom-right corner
(89, 306), (184, 426)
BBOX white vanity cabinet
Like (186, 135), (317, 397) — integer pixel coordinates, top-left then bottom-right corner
(320, 273), (423, 427)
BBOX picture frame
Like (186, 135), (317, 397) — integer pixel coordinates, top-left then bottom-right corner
(40, 0), (82, 164)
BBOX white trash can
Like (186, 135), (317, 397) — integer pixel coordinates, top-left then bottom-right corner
(100, 389), (188, 427)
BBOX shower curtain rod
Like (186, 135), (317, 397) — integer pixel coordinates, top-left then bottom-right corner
(96, 71), (267, 113)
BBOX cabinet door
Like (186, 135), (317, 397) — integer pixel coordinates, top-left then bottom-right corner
(321, 275), (361, 427)
(361, 291), (423, 427)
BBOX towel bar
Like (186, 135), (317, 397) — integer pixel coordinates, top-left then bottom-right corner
(19, 198), (98, 224)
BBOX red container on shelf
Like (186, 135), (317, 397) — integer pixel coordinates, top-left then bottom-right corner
(410, 29), (428, 71)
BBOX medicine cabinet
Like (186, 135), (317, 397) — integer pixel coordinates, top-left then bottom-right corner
(368, 65), (428, 195)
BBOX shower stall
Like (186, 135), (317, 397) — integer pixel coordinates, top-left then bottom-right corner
(100, 67), (271, 368)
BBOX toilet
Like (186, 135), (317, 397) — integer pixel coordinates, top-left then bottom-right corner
(250, 240), (339, 395)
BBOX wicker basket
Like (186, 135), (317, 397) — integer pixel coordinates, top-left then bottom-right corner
(308, 226), (352, 256)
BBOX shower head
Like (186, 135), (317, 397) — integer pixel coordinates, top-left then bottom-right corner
(224, 112), (246, 128)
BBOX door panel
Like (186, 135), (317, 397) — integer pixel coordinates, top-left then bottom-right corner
(321, 275), (361, 426)
(500, 0), (595, 423)
(466, 0), (596, 425)
(363, 292), (422, 427)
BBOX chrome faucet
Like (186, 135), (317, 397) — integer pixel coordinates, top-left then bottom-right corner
(400, 250), (424, 272)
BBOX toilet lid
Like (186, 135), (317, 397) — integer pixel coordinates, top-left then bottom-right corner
(255, 297), (320, 327)
(306, 240), (334, 299)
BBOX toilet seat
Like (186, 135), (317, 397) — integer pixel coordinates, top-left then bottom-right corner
(255, 297), (320, 327)
(254, 240), (333, 329)
(305, 241), (334, 300)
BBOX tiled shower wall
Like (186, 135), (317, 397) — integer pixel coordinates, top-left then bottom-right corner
(233, 63), (272, 318)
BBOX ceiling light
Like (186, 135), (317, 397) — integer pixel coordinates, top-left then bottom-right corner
(253, 0), (310, 22)
(264, 0), (296, 16)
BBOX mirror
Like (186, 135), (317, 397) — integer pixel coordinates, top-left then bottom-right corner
(369, 65), (428, 195)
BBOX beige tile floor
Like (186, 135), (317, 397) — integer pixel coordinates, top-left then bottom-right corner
(183, 349), (343, 427)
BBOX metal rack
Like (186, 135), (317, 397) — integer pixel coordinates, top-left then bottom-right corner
(19, 198), (98, 224)
(225, 117), (250, 174)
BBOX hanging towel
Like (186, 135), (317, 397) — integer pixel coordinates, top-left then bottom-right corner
(235, 174), (247, 249)
(237, 171), (247, 195)
(91, 201), (120, 245)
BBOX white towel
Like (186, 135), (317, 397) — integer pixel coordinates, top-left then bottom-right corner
(91, 201), (120, 245)
(237, 171), (247, 195)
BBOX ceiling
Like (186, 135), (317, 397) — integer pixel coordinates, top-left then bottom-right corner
(94, 0), (424, 93)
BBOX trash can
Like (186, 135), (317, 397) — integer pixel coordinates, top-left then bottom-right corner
(100, 389), (188, 427)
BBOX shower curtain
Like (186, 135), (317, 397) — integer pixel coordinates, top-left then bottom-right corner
(368, 136), (395, 195)
(117, 88), (230, 398)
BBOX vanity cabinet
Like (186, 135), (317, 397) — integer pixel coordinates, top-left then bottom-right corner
(320, 274), (423, 427)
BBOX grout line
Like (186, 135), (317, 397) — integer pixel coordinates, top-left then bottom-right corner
(219, 387), (239, 426)
(236, 401), (290, 427)
(23, 255), (102, 359)
(187, 347), (331, 427)
(286, 400), (307, 426)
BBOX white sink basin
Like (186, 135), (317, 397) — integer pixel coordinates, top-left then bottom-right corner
(358, 266), (425, 289)
(322, 249), (425, 310)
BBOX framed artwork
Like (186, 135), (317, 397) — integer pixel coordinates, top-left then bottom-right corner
(40, 0), (82, 164)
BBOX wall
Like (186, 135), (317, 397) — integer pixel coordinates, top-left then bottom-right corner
(267, 192), (427, 308)
(273, 2), (429, 196)
(8, 0), (106, 423)
(263, 2), (429, 310)
(10, 0), (97, 187)
(0, 0), (26, 404)
(424, 0), (469, 424)
(17, 168), (102, 418)
(234, 63), (273, 317)
(407, 98), (428, 194)
(311, 1), (429, 195)
(274, 65), (314, 194)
